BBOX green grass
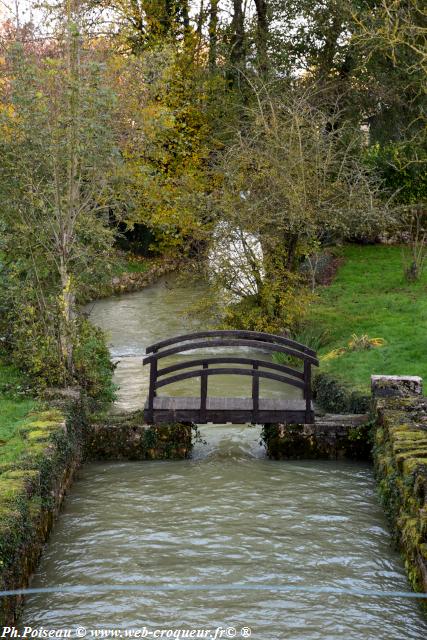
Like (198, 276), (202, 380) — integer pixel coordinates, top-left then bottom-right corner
(112, 253), (149, 276)
(308, 245), (427, 392)
(0, 360), (36, 464)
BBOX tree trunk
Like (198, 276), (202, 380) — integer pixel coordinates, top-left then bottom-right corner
(62, 0), (80, 377)
(230, 0), (245, 66)
(208, 0), (218, 71)
(254, 0), (269, 75)
(59, 256), (75, 375)
(181, 0), (190, 39)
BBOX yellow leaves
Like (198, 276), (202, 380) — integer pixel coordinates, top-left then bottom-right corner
(0, 103), (16, 119)
(348, 334), (386, 350)
(321, 334), (387, 361)
(321, 348), (347, 361)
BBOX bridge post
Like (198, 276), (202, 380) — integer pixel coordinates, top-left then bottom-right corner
(304, 360), (312, 423)
(146, 351), (158, 423)
(252, 363), (259, 424)
(200, 362), (208, 423)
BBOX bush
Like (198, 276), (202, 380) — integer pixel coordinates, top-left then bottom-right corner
(2, 301), (67, 390)
(272, 326), (330, 366)
(222, 276), (313, 335)
(73, 319), (117, 403)
(365, 143), (427, 206)
(1, 295), (116, 404)
(312, 372), (371, 414)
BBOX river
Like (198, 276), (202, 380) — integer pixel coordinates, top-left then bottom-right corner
(22, 275), (427, 639)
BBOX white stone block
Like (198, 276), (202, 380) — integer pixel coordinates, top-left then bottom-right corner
(371, 375), (423, 398)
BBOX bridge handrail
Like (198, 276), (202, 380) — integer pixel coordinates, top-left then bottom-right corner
(155, 368), (306, 391)
(157, 357), (305, 381)
(145, 330), (317, 358)
(143, 338), (319, 367)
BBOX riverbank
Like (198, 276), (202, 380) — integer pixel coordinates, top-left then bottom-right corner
(0, 362), (36, 469)
(374, 392), (427, 592)
(310, 245), (427, 393)
(82, 253), (182, 302)
(0, 386), (85, 625)
(0, 251), (185, 617)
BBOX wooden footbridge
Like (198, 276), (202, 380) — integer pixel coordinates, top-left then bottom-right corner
(143, 330), (319, 425)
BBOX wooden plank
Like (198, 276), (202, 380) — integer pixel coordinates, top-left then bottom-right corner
(146, 330), (317, 357)
(304, 361), (312, 424)
(146, 354), (157, 423)
(143, 338), (319, 367)
(150, 397), (310, 411)
(200, 363), (208, 422)
(145, 406), (314, 425)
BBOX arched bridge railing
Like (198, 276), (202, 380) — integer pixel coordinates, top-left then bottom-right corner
(143, 330), (319, 425)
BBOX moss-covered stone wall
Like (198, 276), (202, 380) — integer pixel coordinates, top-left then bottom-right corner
(0, 403), (85, 625)
(86, 412), (193, 460)
(85, 257), (180, 302)
(262, 414), (373, 460)
(373, 395), (427, 592)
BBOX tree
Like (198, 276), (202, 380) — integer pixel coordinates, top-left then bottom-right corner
(86, 0), (193, 53)
(208, 84), (390, 331)
(254, 0), (269, 75)
(208, 0), (218, 71)
(0, 5), (120, 391)
(108, 40), (224, 257)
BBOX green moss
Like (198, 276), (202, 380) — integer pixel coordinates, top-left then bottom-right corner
(86, 421), (193, 461)
(373, 395), (427, 591)
(261, 421), (372, 460)
(402, 457), (427, 476)
(0, 399), (88, 627)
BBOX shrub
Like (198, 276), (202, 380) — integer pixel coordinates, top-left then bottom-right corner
(73, 319), (117, 403)
(222, 276), (313, 335)
(272, 326), (330, 366)
(312, 372), (371, 414)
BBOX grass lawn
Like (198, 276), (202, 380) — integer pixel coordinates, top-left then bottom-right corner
(0, 360), (36, 464)
(112, 253), (149, 276)
(309, 244), (427, 392)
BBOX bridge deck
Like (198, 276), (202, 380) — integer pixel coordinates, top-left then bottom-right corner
(145, 396), (314, 424)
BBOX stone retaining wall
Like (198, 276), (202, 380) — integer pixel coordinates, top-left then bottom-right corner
(262, 413), (372, 460)
(372, 376), (427, 591)
(0, 404), (85, 625)
(86, 412), (193, 460)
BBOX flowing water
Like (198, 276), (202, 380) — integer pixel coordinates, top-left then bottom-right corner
(22, 274), (427, 639)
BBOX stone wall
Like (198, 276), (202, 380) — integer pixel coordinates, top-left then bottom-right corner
(0, 403), (85, 625)
(262, 413), (372, 460)
(372, 376), (427, 592)
(86, 412), (193, 460)
(84, 257), (180, 302)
